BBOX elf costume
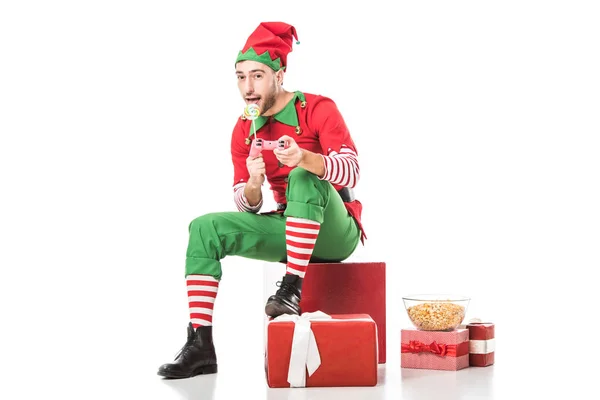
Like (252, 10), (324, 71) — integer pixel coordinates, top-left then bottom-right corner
(158, 22), (365, 379)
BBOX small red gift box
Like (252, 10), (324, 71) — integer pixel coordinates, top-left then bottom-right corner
(299, 261), (387, 363)
(401, 328), (469, 371)
(266, 312), (378, 388)
(467, 322), (495, 367)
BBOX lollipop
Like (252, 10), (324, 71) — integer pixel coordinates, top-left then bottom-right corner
(244, 104), (261, 120)
(244, 104), (261, 140)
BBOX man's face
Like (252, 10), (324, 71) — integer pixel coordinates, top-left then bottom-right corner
(235, 60), (281, 116)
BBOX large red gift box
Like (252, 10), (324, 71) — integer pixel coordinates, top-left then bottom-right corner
(467, 322), (495, 367)
(299, 262), (386, 363)
(266, 312), (378, 388)
(401, 328), (469, 371)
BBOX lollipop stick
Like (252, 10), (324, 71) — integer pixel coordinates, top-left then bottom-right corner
(244, 104), (260, 141)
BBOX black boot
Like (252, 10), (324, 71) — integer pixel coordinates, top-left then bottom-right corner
(265, 274), (303, 317)
(157, 323), (218, 379)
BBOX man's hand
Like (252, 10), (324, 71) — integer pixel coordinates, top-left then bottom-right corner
(273, 135), (304, 167)
(246, 154), (266, 186)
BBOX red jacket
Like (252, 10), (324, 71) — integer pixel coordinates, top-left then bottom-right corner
(230, 91), (366, 243)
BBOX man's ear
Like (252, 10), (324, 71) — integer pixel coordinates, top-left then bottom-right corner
(276, 69), (285, 85)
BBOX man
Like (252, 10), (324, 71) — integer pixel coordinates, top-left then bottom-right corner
(157, 21), (366, 379)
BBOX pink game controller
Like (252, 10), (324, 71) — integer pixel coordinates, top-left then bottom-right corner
(249, 138), (289, 158)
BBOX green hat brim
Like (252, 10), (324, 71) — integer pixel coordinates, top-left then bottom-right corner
(235, 47), (284, 71)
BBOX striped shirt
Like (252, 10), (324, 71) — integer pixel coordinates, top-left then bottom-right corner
(320, 145), (360, 188)
(233, 182), (262, 213)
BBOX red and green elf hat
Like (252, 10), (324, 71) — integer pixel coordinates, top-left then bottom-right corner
(235, 22), (299, 71)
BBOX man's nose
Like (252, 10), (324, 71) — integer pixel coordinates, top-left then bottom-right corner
(243, 79), (254, 94)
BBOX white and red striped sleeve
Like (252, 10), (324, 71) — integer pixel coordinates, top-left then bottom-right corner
(320, 145), (360, 188)
(233, 182), (262, 213)
(309, 96), (361, 188)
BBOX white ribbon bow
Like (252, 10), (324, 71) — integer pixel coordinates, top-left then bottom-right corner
(271, 311), (332, 387)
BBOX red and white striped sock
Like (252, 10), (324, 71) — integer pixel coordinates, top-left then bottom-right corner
(285, 217), (321, 278)
(186, 275), (219, 328)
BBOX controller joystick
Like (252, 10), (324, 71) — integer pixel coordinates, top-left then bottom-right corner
(249, 138), (289, 158)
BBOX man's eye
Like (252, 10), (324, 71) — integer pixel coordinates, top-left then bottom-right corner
(255, 74), (262, 79)
(237, 76), (245, 80)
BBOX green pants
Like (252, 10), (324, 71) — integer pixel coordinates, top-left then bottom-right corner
(185, 167), (360, 280)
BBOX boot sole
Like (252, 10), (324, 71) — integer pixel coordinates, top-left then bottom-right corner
(157, 364), (218, 379)
(265, 299), (300, 317)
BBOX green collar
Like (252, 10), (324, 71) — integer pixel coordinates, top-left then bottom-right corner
(249, 91), (305, 135)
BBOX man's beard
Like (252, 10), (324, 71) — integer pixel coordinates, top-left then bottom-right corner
(260, 89), (277, 115)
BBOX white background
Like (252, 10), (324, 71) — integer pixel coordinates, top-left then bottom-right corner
(1, 1), (598, 399)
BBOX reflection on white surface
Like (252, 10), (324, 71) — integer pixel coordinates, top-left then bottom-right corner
(265, 365), (387, 400)
(400, 366), (494, 400)
(155, 361), (501, 400)
(161, 374), (218, 400)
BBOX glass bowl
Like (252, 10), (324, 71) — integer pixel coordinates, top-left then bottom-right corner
(402, 294), (470, 331)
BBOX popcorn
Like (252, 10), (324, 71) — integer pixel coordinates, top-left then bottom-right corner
(407, 302), (466, 331)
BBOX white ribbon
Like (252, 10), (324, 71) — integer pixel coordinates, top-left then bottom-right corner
(470, 338), (496, 354)
(271, 311), (332, 387)
(458, 318), (495, 354)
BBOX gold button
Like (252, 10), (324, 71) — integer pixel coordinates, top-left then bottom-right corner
(300, 101), (307, 108)
(245, 138), (251, 145)
(284, 177), (289, 183)
(295, 126), (302, 135)
(241, 114), (247, 120)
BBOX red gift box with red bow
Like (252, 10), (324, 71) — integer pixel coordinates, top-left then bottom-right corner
(401, 328), (470, 371)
